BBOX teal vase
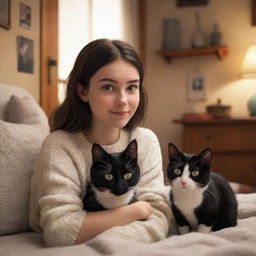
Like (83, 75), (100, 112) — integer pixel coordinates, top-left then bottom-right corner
(210, 23), (222, 46)
(247, 93), (256, 116)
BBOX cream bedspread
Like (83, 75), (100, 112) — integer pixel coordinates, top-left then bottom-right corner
(1, 193), (256, 256)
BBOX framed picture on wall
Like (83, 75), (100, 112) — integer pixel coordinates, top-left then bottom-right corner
(0, 0), (10, 29)
(20, 2), (31, 28)
(17, 36), (34, 74)
(187, 73), (206, 101)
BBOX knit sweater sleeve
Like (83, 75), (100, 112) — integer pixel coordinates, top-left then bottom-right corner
(94, 128), (173, 243)
(29, 131), (87, 247)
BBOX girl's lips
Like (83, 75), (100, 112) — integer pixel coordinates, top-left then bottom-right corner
(110, 111), (129, 117)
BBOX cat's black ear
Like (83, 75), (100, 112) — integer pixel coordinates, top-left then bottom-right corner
(91, 143), (107, 162)
(199, 148), (212, 164)
(168, 143), (181, 162)
(124, 139), (137, 159)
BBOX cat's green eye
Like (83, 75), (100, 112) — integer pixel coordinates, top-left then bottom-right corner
(105, 174), (113, 181)
(124, 173), (132, 180)
(174, 169), (181, 175)
(192, 170), (199, 177)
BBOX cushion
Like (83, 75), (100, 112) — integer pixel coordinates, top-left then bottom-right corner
(0, 93), (49, 235)
(4, 95), (49, 135)
(0, 83), (29, 119)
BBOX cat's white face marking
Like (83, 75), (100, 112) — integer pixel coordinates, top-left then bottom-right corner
(172, 164), (206, 229)
(172, 164), (197, 191)
(180, 165), (191, 188)
(92, 185), (134, 209)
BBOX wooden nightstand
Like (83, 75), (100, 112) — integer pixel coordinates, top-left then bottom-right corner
(173, 118), (256, 186)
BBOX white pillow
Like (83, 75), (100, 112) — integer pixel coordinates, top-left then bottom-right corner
(0, 94), (49, 235)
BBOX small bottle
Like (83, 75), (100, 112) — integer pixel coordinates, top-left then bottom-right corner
(191, 12), (206, 48)
(210, 23), (222, 46)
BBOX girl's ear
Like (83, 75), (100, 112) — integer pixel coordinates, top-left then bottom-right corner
(77, 83), (88, 102)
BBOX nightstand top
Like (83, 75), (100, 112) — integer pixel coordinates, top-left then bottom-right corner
(173, 117), (256, 124)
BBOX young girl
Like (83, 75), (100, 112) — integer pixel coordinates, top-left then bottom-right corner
(29, 39), (172, 247)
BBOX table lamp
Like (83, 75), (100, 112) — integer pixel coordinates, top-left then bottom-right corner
(240, 45), (256, 116)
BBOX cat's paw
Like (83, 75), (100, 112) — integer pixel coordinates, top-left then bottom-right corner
(197, 224), (211, 233)
(178, 225), (190, 235)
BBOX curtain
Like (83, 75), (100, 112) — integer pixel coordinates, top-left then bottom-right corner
(121, 0), (139, 51)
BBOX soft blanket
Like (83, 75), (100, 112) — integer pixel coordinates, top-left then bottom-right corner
(86, 193), (256, 256)
(1, 193), (256, 256)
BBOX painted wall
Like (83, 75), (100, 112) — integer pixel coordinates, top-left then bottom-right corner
(143, 0), (256, 167)
(1, 0), (255, 170)
(0, 0), (40, 101)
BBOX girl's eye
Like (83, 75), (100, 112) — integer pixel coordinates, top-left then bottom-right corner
(192, 170), (199, 177)
(105, 174), (113, 180)
(124, 173), (132, 180)
(127, 85), (139, 92)
(101, 85), (114, 91)
(174, 169), (181, 175)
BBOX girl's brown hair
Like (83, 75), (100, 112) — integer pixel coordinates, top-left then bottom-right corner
(49, 39), (146, 132)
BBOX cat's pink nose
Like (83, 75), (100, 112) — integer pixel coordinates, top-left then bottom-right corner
(181, 180), (187, 185)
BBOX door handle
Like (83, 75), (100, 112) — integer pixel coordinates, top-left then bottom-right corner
(47, 57), (57, 84)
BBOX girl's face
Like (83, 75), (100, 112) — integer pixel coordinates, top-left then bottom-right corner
(81, 59), (140, 130)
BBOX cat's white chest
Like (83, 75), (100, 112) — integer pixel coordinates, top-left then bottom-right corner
(173, 190), (203, 229)
(92, 186), (134, 209)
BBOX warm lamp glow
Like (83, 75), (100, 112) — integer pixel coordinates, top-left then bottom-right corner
(240, 45), (256, 116)
(240, 45), (256, 79)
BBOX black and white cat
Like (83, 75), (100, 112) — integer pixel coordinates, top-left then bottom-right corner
(83, 139), (140, 211)
(167, 143), (238, 235)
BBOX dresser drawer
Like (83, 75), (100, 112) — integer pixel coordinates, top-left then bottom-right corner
(212, 153), (256, 186)
(183, 123), (256, 153)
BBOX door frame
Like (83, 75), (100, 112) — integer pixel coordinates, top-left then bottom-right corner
(40, 0), (59, 117)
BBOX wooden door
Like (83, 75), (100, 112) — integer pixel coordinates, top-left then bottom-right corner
(40, 0), (58, 117)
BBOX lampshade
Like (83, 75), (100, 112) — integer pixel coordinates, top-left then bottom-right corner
(240, 45), (256, 78)
(240, 45), (256, 116)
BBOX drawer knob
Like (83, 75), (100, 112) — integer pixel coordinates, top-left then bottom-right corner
(205, 135), (211, 140)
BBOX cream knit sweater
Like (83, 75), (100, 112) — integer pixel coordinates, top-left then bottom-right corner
(29, 127), (172, 247)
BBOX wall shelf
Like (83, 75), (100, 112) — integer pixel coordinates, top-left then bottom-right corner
(157, 45), (229, 63)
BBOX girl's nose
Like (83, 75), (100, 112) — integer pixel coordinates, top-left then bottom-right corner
(116, 91), (128, 106)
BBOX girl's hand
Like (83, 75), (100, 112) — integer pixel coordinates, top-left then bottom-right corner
(128, 201), (153, 221)
(75, 201), (153, 244)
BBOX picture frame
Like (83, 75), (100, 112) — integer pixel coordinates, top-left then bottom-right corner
(187, 73), (206, 101)
(176, 0), (209, 7)
(17, 36), (34, 74)
(20, 2), (31, 28)
(0, 0), (10, 29)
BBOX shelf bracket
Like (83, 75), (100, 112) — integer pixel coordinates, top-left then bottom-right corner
(215, 47), (228, 60)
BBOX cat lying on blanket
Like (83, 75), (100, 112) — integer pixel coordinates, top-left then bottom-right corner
(167, 143), (238, 234)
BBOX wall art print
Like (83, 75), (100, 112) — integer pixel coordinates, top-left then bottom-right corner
(0, 0), (10, 29)
(20, 2), (31, 28)
(17, 36), (34, 74)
